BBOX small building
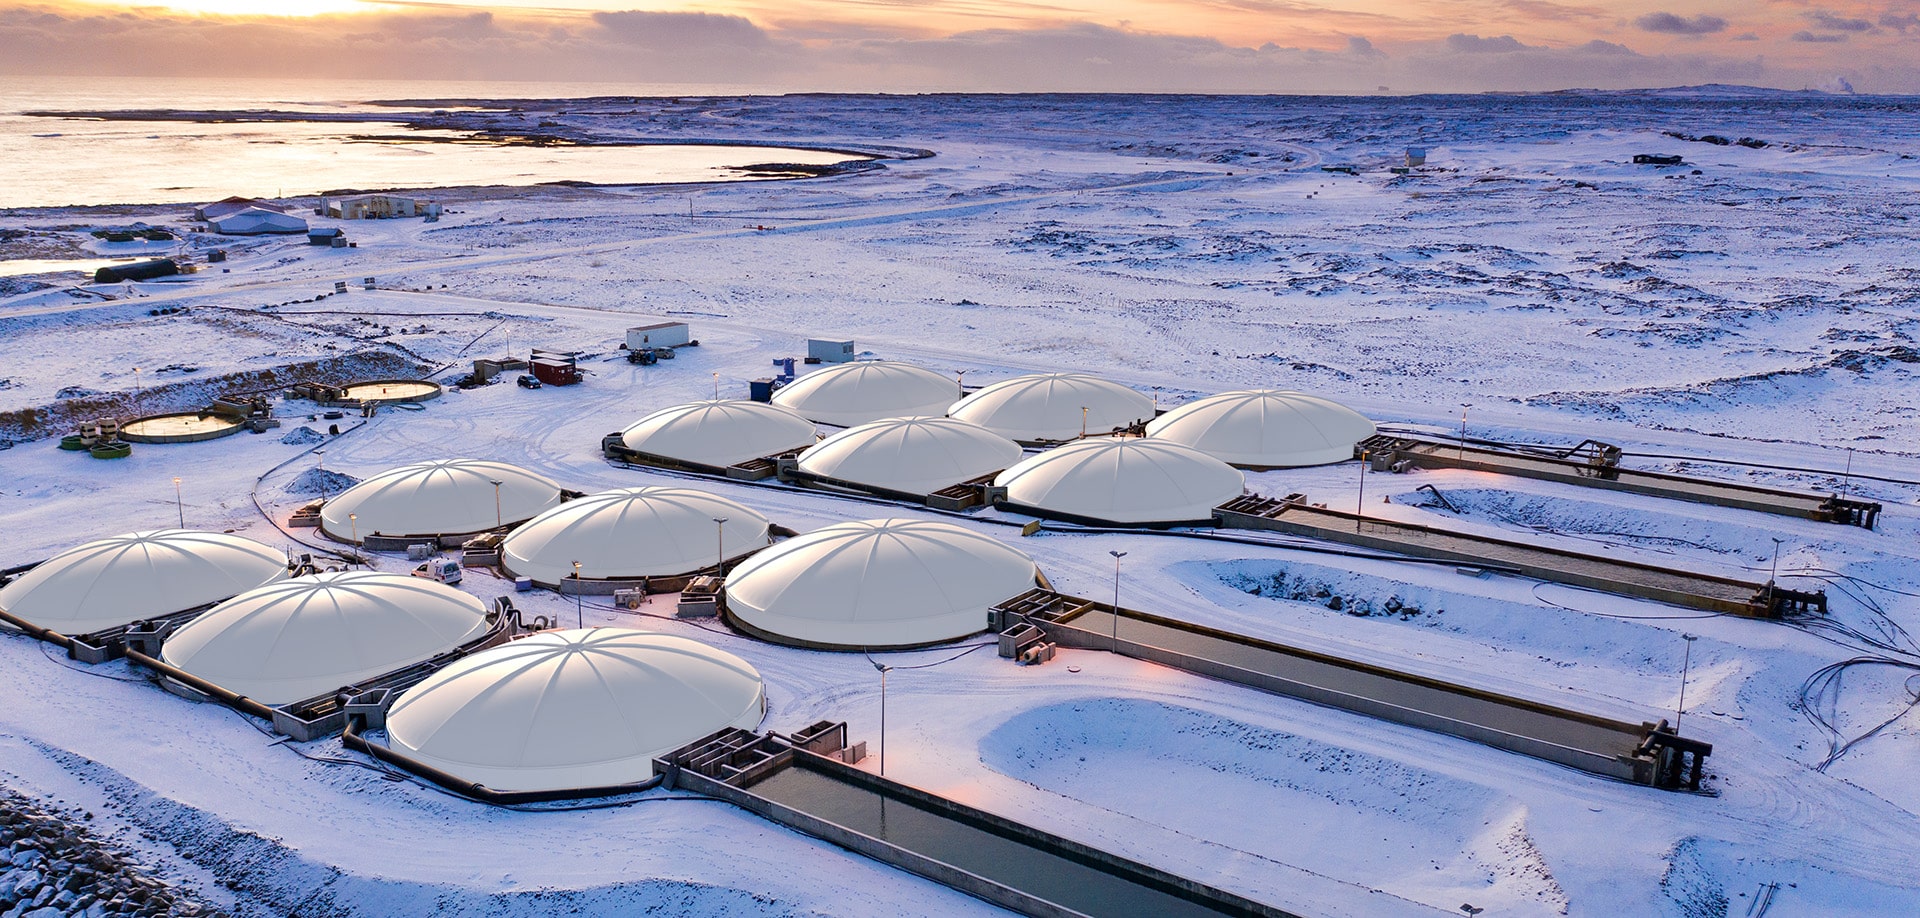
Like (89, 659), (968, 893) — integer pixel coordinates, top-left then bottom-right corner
(307, 228), (344, 246)
(530, 349), (581, 386)
(327, 194), (442, 220)
(1406, 147), (1427, 167)
(194, 196), (286, 222)
(807, 339), (854, 363)
(626, 322), (690, 350)
(93, 258), (178, 284)
(211, 208), (308, 236)
(1633, 154), (1685, 166)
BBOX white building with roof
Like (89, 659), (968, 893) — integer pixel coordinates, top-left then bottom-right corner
(500, 487), (772, 586)
(619, 400), (818, 469)
(795, 416), (1021, 496)
(947, 372), (1154, 444)
(320, 458), (563, 545)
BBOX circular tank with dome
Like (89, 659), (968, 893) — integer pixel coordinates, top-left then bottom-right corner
(160, 571), (492, 706)
(0, 530), (289, 637)
(794, 417), (1021, 496)
(722, 518), (1041, 650)
(1145, 389), (1376, 468)
(619, 399), (818, 469)
(384, 628), (765, 794)
(770, 361), (959, 426)
(501, 487), (773, 587)
(947, 372), (1154, 444)
(993, 437), (1244, 525)
(319, 458), (563, 546)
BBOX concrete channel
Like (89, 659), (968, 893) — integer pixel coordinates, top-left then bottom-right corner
(990, 589), (1711, 791)
(1358, 433), (1881, 529)
(1216, 494), (1826, 619)
(657, 723), (1300, 918)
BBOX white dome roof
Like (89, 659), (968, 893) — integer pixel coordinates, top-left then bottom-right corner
(501, 487), (772, 584)
(771, 361), (958, 426)
(724, 518), (1038, 650)
(993, 438), (1244, 524)
(0, 530), (288, 636)
(947, 373), (1154, 443)
(796, 417), (1022, 496)
(619, 399), (817, 469)
(320, 459), (562, 543)
(1146, 389), (1376, 468)
(387, 628), (765, 793)
(160, 571), (489, 706)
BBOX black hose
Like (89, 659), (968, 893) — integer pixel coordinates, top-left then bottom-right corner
(122, 648), (278, 720)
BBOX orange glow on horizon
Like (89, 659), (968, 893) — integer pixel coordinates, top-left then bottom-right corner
(106, 0), (369, 14)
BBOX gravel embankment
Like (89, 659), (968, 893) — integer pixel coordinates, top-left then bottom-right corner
(0, 789), (224, 918)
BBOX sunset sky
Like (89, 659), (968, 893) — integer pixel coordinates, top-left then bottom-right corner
(4, 1), (1918, 92)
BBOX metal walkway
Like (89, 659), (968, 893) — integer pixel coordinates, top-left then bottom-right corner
(991, 589), (1711, 791)
(1216, 494), (1826, 619)
(1358, 434), (1881, 529)
(657, 723), (1297, 918)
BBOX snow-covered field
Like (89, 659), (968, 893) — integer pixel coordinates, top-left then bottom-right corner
(2, 90), (1919, 917)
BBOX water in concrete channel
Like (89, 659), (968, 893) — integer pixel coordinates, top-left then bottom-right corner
(749, 767), (1244, 918)
(1071, 608), (1641, 758)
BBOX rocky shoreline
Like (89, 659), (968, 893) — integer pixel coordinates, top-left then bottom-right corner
(0, 789), (223, 918)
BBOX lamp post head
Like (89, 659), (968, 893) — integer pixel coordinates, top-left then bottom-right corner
(873, 661), (892, 674)
(173, 476), (181, 485)
(1683, 633), (1699, 642)
(1109, 550), (1127, 560)
(348, 512), (356, 521)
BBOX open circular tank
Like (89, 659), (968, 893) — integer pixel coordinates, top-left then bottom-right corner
(120, 412), (244, 443)
(340, 379), (442, 404)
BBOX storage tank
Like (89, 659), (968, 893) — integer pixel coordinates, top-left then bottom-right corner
(0, 530), (288, 637)
(618, 400), (818, 469)
(771, 361), (957, 426)
(160, 571), (490, 706)
(993, 438), (1244, 525)
(500, 487), (772, 586)
(947, 373), (1153, 444)
(1145, 389), (1375, 468)
(723, 518), (1040, 650)
(795, 417), (1020, 496)
(319, 458), (562, 545)
(385, 628), (765, 793)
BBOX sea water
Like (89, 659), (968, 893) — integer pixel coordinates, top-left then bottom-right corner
(0, 75), (860, 209)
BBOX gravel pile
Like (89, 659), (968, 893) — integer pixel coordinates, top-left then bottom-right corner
(0, 790), (224, 918)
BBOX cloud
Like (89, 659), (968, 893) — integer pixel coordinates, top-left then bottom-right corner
(1445, 33), (1530, 53)
(1634, 12), (1728, 35)
(1884, 13), (1920, 33)
(1791, 30), (1851, 43)
(1805, 11), (1875, 33)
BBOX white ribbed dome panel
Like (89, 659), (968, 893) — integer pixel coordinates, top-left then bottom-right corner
(1146, 389), (1375, 468)
(387, 628), (765, 793)
(619, 399), (818, 468)
(771, 361), (959, 426)
(796, 417), (1021, 495)
(319, 459), (561, 543)
(0, 530), (288, 636)
(947, 373), (1154, 443)
(993, 438), (1244, 524)
(724, 518), (1038, 649)
(501, 487), (772, 583)
(160, 571), (489, 706)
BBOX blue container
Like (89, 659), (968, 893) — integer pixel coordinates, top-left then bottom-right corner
(514, 577), (533, 592)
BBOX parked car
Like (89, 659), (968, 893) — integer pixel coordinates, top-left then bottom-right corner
(516, 374), (542, 389)
(411, 557), (463, 584)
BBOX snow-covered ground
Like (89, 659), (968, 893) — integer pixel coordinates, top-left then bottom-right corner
(2, 91), (1918, 917)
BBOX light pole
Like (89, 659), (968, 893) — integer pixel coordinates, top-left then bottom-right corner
(873, 659), (893, 777)
(348, 512), (358, 566)
(1840, 448), (1854, 502)
(1766, 537), (1785, 612)
(1677, 633), (1699, 732)
(1458, 403), (1471, 458)
(712, 518), (729, 576)
(132, 367), (141, 401)
(1081, 406), (1089, 438)
(955, 368), (968, 398)
(172, 476), (183, 529)
(572, 560), (583, 629)
(1356, 450), (1369, 531)
(490, 478), (503, 529)
(1109, 550), (1127, 652)
(315, 449), (327, 498)
(712, 371), (720, 400)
